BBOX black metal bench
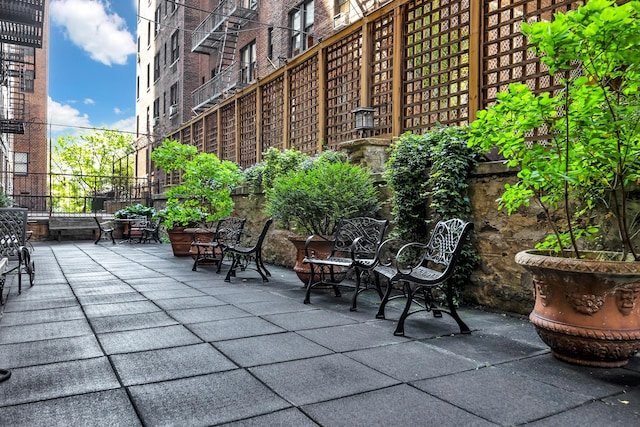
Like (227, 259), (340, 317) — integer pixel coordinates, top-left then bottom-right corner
(224, 218), (273, 282)
(302, 216), (389, 311)
(94, 217), (115, 244)
(0, 208), (35, 301)
(0, 255), (8, 382)
(374, 218), (474, 336)
(191, 217), (246, 272)
(49, 216), (99, 242)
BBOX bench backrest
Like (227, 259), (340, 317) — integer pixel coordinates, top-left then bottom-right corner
(331, 217), (389, 259)
(419, 218), (473, 279)
(216, 217), (246, 245)
(0, 208), (28, 257)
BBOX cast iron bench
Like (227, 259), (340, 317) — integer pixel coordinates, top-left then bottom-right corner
(224, 218), (273, 282)
(49, 216), (99, 242)
(0, 208), (35, 300)
(0, 256), (9, 383)
(374, 218), (473, 336)
(94, 217), (115, 244)
(302, 216), (389, 311)
(191, 217), (246, 272)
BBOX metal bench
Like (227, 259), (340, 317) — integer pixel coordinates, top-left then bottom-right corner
(374, 218), (473, 336)
(302, 216), (389, 310)
(0, 256), (8, 383)
(49, 216), (99, 242)
(0, 208), (35, 301)
(191, 217), (246, 272)
(224, 218), (273, 282)
(94, 217), (115, 244)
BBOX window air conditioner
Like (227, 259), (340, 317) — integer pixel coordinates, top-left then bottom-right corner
(153, 116), (160, 126)
(333, 13), (349, 30)
(169, 104), (178, 116)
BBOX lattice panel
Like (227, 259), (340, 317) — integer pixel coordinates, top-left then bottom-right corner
(220, 103), (236, 162)
(238, 91), (257, 169)
(204, 112), (218, 155)
(261, 75), (284, 153)
(325, 29), (362, 149)
(371, 11), (394, 136)
(181, 127), (191, 147)
(193, 121), (204, 152)
(404, 0), (471, 132)
(289, 56), (320, 155)
(483, 0), (585, 104)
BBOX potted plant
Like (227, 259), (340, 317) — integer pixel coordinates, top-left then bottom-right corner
(264, 150), (381, 283)
(468, 0), (640, 367)
(114, 203), (156, 219)
(151, 139), (242, 256)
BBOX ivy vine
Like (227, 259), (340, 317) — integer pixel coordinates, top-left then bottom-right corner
(385, 126), (480, 301)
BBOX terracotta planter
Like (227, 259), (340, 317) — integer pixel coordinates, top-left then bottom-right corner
(288, 235), (347, 285)
(516, 250), (640, 367)
(167, 227), (214, 257)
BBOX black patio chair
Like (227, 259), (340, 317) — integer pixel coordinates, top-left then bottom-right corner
(191, 217), (246, 272)
(224, 218), (273, 282)
(0, 208), (35, 303)
(94, 216), (115, 244)
(302, 217), (389, 310)
(374, 218), (473, 336)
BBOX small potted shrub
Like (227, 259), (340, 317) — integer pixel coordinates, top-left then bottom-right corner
(264, 150), (381, 283)
(151, 139), (242, 256)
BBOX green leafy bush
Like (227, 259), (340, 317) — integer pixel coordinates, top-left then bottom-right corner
(114, 203), (155, 219)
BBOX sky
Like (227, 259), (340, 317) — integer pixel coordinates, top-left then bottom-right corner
(47, 0), (139, 140)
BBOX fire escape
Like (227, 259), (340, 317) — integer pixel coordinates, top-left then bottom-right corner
(191, 0), (258, 114)
(0, 0), (44, 134)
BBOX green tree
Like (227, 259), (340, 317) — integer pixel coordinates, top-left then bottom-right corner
(51, 129), (135, 213)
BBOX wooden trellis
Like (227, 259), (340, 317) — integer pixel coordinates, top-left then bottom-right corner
(325, 30), (362, 149)
(288, 55), (319, 155)
(220, 103), (235, 162)
(260, 75), (284, 153)
(404, 0), (471, 132)
(204, 113), (218, 154)
(371, 11), (394, 137)
(238, 90), (257, 169)
(193, 121), (204, 153)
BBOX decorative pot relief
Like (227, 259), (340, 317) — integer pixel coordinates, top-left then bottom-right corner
(564, 292), (605, 315)
(533, 277), (552, 307)
(615, 284), (640, 316)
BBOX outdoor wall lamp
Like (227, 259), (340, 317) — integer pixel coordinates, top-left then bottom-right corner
(352, 107), (375, 138)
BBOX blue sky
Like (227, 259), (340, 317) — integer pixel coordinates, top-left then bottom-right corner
(48, 0), (138, 139)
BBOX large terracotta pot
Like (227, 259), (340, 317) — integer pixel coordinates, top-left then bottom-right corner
(288, 235), (347, 285)
(516, 250), (640, 367)
(166, 227), (213, 257)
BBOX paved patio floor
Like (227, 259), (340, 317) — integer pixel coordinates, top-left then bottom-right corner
(0, 241), (639, 426)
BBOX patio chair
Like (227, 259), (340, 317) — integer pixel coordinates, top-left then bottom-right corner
(128, 215), (148, 243)
(141, 218), (161, 243)
(224, 218), (273, 282)
(302, 217), (389, 310)
(374, 218), (473, 336)
(0, 208), (35, 303)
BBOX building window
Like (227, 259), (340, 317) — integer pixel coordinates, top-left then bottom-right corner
(289, 0), (314, 57)
(154, 53), (160, 82)
(136, 76), (140, 99)
(14, 152), (28, 175)
(153, 98), (160, 123)
(154, 6), (161, 36)
(170, 30), (179, 63)
(240, 41), (257, 84)
(146, 63), (150, 89)
(267, 27), (273, 60)
(170, 83), (179, 114)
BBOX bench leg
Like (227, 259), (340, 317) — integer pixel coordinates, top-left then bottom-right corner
(0, 368), (10, 383)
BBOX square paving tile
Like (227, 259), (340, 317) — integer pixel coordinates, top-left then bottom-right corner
(0, 305), (85, 326)
(0, 389), (141, 427)
(128, 370), (290, 425)
(216, 290), (290, 305)
(236, 300), (317, 316)
(73, 284), (135, 296)
(89, 311), (178, 334)
(249, 353), (399, 406)
(412, 365), (594, 425)
(188, 316), (285, 342)
(76, 292), (147, 306)
(153, 295), (226, 310)
(0, 357), (120, 407)
(346, 340), (479, 381)
(0, 319), (93, 345)
(166, 305), (251, 324)
(2, 297), (79, 312)
(111, 343), (237, 386)
(262, 309), (358, 331)
(297, 322), (407, 352)
(302, 384), (494, 426)
(0, 335), (103, 369)
(215, 332), (333, 367)
(223, 408), (318, 426)
(139, 288), (207, 300)
(83, 300), (160, 318)
(97, 324), (202, 354)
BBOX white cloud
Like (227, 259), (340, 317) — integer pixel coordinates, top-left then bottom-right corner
(84, 98), (95, 105)
(50, 0), (136, 66)
(114, 107), (122, 114)
(48, 97), (91, 133)
(111, 116), (136, 134)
